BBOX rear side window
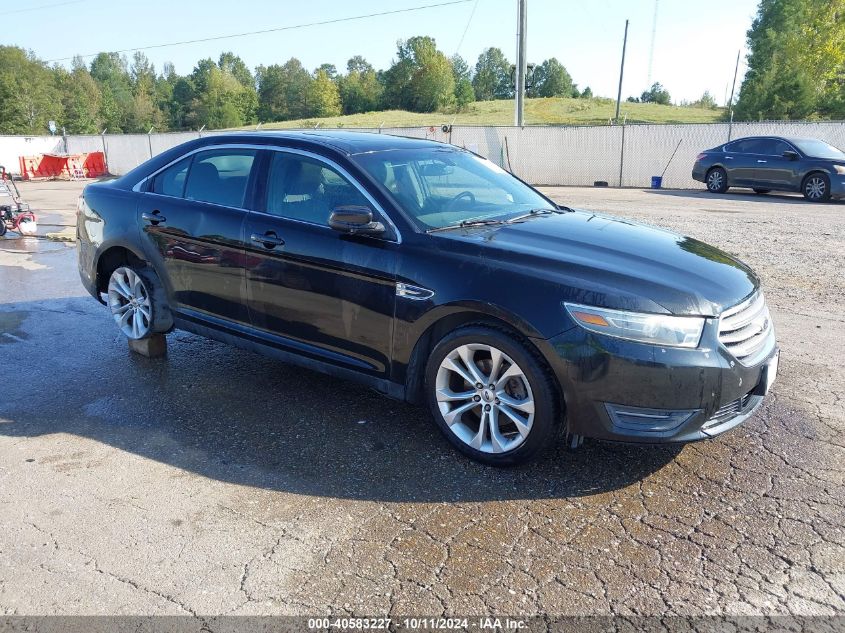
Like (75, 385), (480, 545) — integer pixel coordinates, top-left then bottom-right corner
(184, 150), (257, 208)
(151, 157), (191, 197)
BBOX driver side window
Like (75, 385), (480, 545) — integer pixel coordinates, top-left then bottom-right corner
(265, 152), (370, 225)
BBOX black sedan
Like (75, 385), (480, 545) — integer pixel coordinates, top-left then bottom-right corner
(692, 136), (845, 201)
(77, 131), (778, 466)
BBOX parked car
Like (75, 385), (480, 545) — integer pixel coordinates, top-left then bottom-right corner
(692, 136), (845, 201)
(77, 132), (779, 466)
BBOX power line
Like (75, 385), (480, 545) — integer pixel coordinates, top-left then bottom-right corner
(6, 0), (83, 15)
(454, 0), (481, 56)
(45, 0), (474, 63)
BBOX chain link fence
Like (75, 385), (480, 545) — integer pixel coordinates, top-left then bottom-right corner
(4, 120), (845, 187)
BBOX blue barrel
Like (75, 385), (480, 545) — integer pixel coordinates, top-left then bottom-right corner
(651, 176), (663, 189)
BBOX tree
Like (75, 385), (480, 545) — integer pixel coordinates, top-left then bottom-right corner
(640, 82), (671, 105)
(57, 58), (102, 133)
(381, 37), (455, 112)
(257, 58), (313, 122)
(455, 78), (475, 110)
(128, 52), (164, 132)
(689, 90), (719, 109)
(0, 47), (62, 134)
(90, 52), (134, 132)
(472, 47), (512, 100)
(338, 57), (382, 114)
(734, 0), (845, 120)
(531, 58), (574, 98)
(308, 68), (341, 118)
(581, 86), (593, 99)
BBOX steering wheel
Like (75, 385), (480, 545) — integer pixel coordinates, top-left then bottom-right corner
(444, 190), (476, 212)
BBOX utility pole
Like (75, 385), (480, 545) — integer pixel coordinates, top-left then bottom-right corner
(727, 49), (740, 141)
(514, 0), (527, 127)
(615, 19), (629, 122)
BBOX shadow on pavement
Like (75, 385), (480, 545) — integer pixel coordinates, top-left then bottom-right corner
(0, 297), (681, 503)
(644, 188), (844, 205)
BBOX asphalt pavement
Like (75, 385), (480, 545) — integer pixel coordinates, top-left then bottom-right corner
(0, 181), (842, 620)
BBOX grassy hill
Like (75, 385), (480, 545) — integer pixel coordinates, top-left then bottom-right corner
(247, 97), (725, 130)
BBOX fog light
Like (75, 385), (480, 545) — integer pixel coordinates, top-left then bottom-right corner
(605, 403), (700, 433)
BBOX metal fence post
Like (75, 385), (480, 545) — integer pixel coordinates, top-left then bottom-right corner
(618, 122), (626, 188)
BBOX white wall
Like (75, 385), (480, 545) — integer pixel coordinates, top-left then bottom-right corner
(3, 122), (845, 188)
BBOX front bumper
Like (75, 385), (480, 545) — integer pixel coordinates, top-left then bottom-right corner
(534, 318), (777, 443)
(830, 175), (845, 199)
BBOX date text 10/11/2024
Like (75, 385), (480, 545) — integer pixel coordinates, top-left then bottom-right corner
(307, 617), (528, 630)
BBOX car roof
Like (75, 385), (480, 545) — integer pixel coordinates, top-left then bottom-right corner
(212, 130), (450, 155)
(729, 135), (820, 145)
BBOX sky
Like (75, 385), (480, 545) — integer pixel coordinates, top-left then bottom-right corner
(11, 0), (760, 104)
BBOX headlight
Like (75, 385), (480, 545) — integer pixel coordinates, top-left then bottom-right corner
(564, 302), (705, 348)
(834, 165), (845, 175)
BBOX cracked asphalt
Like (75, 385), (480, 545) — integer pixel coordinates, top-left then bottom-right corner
(0, 181), (842, 619)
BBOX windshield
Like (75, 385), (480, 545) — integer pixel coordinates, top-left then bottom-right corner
(792, 139), (845, 160)
(351, 147), (555, 230)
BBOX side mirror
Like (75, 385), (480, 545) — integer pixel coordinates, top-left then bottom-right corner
(328, 205), (385, 235)
(783, 150), (799, 161)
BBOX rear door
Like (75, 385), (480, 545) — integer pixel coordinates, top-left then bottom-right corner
(138, 148), (258, 326)
(243, 149), (398, 377)
(723, 139), (758, 186)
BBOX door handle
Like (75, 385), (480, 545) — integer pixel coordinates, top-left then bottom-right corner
(757, 160), (768, 163)
(250, 231), (285, 249)
(725, 156), (733, 160)
(142, 210), (166, 225)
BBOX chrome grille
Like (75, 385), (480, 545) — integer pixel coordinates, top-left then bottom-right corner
(718, 292), (774, 365)
(704, 393), (753, 429)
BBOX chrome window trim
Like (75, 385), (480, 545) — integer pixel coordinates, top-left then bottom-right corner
(132, 143), (402, 244)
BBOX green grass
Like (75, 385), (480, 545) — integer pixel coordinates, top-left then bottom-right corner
(246, 97), (725, 130)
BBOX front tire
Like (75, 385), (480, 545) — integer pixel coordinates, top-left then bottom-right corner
(107, 265), (172, 340)
(706, 167), (729, 193)
(802, 173), (831, 202)
(424, 326), (558, 466)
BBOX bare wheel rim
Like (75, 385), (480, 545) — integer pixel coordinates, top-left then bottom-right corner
(107, 268), (152, 340)
(707, 170), (723, 191)
(805, 176), (825, 199)
(435, 343), (535, 454)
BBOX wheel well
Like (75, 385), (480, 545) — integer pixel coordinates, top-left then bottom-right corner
(403, 311), (565, 417)
(802, 170), (827, 186)
(95, 246), (145, 294)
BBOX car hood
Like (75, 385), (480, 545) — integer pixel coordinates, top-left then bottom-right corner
(437, 210), (759, 317)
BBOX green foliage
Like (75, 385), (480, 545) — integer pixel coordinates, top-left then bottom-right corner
(472, 47), (513, 100)
(735, 0), (845, 120)
(309, 69), (341, 118)
(455, 78), (475, 111)
(338, 57), (382, 115)
(0, 47), (63, 134)
(381, 37), (455, 113)
(257, 58), (313, 122)
(687, 91), (719, 109)
(581, 86), (593, 99)
(640, 82), (671, 105)
(531, 58), (574, 98)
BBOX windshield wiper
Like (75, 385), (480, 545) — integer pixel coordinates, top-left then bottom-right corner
(507, 207), (569, 224)
(427, 218), (507, 233)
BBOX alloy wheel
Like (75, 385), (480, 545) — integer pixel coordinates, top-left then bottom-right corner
(434, 343), (535, 454)
(805, 176), (826, 200)
(108, 267), (152, 340)
(707, 170), (723, 191)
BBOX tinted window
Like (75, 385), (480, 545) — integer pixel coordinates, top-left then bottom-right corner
(792, 139), (845, 159)
(771, 140), (792, 155)
(265, 153), (370, 225)
(184, 150), (256, 208)
(739, 138), (772, 154)
(151, 157), (190, 197)
(353, 148), (554, 230)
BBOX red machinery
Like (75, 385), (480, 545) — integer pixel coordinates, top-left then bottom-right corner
(0, 166), (37, 237)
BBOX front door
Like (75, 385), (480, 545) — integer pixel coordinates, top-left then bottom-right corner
(244, 150), (398, 377)
(137, 148), (259, 325)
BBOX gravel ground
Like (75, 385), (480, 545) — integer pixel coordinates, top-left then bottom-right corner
(0, 182), (842, 622)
